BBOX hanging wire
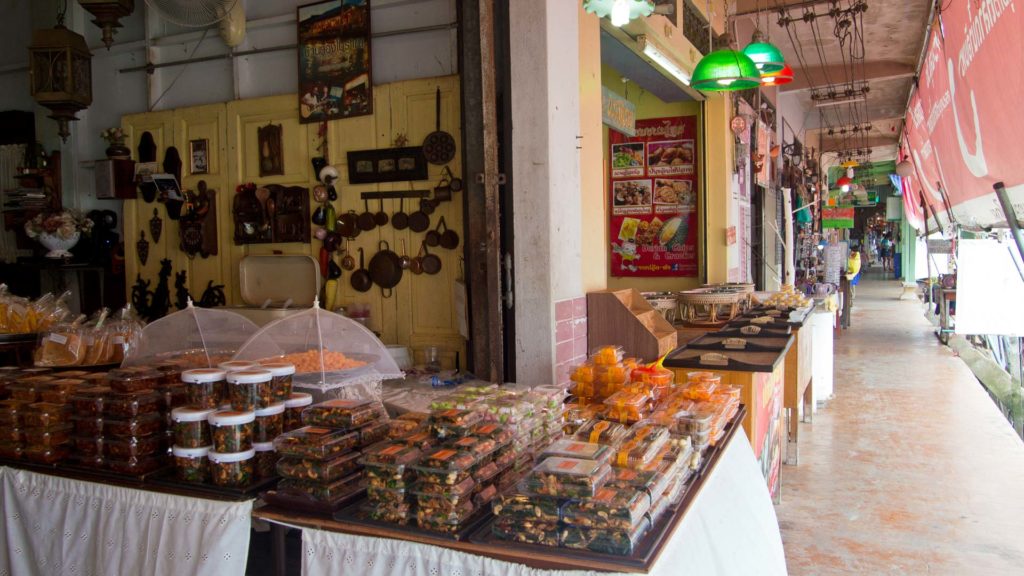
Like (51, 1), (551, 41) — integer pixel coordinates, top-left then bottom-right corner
(57, 0), (68, 25)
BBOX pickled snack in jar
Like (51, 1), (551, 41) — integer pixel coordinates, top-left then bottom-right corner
(272, 426), (358, 460)
(208, 448), (255, 487)
(254, 402), (286, 443)
(24, 423), (73, 450)
(226, 369), (274, 411)
(356, 420), (390, 447)
(208, 410), (256, 453)
(104, 413), (163, 438)
(366, 486), (409, 506)
(538, 439), (612, 464)
(447, 435), (500, 460)
(278, 472), (363, 503)
(468, 423), (514, 445)
(181, 368), (227, 409)
(258, 362), (295, 402)
(253, 441), (278, 479)
(413, 448), (478, 486)
(106, 434), (164, 459)
(171, 406), (216, 448)
(172, 445), (210, 483)
(573, 419), (629, 446)
(410, 476), (475, 499)
(561, 519), (650, 555)
(491, 517), (560, 546)
(612, 424), (670, 469)
(301, 399), (384, 430)
(71, 415), (104, 436)
(73, 435), (105, 458)
(23, 402), (71, 428)
(387, 418), (422, 439)
(103, 390), (161, 418)
(276, 450), (361, 483)
(360, 441), (422, 468)
(105, 368), (160, 394)
(591, 345), (624, 366)
(561, 486), (651, 530)
(24, 446), (68, 464)
(283, 392), (313, 432)
(520, 457), (611, 498)
(0, 399), (31, 426)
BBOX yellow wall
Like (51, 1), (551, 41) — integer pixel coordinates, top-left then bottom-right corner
(601, 64), (705, 293)
(121, 76), (465, 364)
(703, 92), (732, 284)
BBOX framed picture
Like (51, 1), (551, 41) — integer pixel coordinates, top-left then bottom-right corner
(347, 147), (428, 184)
(151, 174), (184, 202)
(257, 123), (284, 177)
(189, 139), (209, 175)
(297, 0), (373, 123)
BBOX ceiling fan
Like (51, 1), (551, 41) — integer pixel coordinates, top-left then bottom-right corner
(144, 0), (246, 46)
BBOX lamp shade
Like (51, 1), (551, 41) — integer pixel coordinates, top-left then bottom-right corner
(836, 175), (852, 192)
(760, 63), (793, 86)
(691, 49), (761, 92)
(743, 31), (785, 73)
(29, 24), (93, 141)
(582, 0), (654, 24)
(895, 160), (914, 177)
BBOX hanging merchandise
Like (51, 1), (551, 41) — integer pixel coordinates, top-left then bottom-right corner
(136, 230), (150, 265)
(149, 208), (163, 243)
(122, 301), (260, 368)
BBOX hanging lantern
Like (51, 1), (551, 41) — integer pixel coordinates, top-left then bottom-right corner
(29, 19), (93, 142)
(895, 160), (914, 178)
(78, 0), (135, 50)
(691, 48), (761, 92)
(582, 0), (655, 27)
(742, 30), (785, 74)
(760, 63), (793, 86)
(836, 175), (852, 192)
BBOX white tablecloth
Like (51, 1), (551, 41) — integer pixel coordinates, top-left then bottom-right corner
(300, 432), (788, 576)
(0, 467), (252, 576)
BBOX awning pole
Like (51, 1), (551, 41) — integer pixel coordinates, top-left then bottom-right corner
(994, 181), (1024, 269)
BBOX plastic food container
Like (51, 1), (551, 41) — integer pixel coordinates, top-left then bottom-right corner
(356, 420), (390, 447)
(539, 439), (612, 464)
(283, 392), (313, 432)
(108, 455), (165, 476)
(361, 501), (411, 523)
(253, 441), (278, 479)
(39, 379), (83, 404)
(0, 441), (23, 459)
(104, 368), (159, 394)
(360, 441), (422, 468)
(413, 447), (479, 486)
(226, 369), (274, 412)
(9, 376), (55, 402)
(171, 406), (216, 448)
(574, 419), (629, 446)
(411, 476), (476, 507)
(73, 435), (105, 458)
(468, 423), (514, 445)
(301, 399), (384, 430)
(24, 423), (73, 450)
(363, 463), (415, 490)
(521, 457), (611, 498)
(72, 415), (104, 436)
(254, 402), (286, 443)
(152, 363), (184, 387)
(24, 446), (68, 464)
(387, 418), (422, 439)
(480, 398), (535, 425)
(429, 409), (483, 438)
(491, 517), (560, 546)
(428, 392), (482, 412)
(561, 486), (651, 530)
(682, 377), (719, 401)
(592, 345), (625, 366)
(529, 385), (568, 411)
(396, 430), (437, 452)
(104, 413), (163, 438)
(561, 519), (650, 555)
(156, 384), (187, 412)
(602, 390), (651, 425)
(208, 448), (255, 487)
(181, 368), (227, 409)
(172, 445), (210, 483)
(69, 386), (111, 416)
(277, 450), (361, 483)
(104, 390), (161, 418)
(70, 454), (105, 469)
(366, 486), (410, 506)
(0, 399), (31, 426)
(107, 434), (163, 459)
(416, 500), (475, 533)
(447, 436), (501, 460)
(209, 410), (255, 453)
(24, 402), (71, 428)
(259, 362), (295, 402)
(218, 360), (257, 372)
(612, 424), (670, 469)
(279, 473), (364, 503)
(273, 426), (358, 460)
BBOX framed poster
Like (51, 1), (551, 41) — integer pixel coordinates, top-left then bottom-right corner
(189, 139), (208, 174)
(609, 116), (699, 277)
(347, 147), (428, 184)
(297, 0), (372, 123)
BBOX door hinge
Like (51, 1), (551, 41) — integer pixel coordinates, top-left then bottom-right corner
(502, 252), (514, 310)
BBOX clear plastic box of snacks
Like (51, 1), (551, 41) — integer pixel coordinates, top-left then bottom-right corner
(227, 369), (274, 411)
(171, 406), (216, 448)
(104, 413), (163, 438)
(539, 439), (612, 464)
(106, 368), (160, 394)
(283, 392), (312, 432)
(276, 450), (362, 483)
(172, 445), (209, 483)
(9, 376), (55, 402)
(682, 377), (720, 401)
(254, 402), (285, 443)
(480, 398), (535, 425)
(273, 426), (358, 460)
(364, 464), (415, 490)
(602, 390), (652, 425)
(355, 420), (390, 447)
(155, 384), (187, 412)
(106, 434), (164, 459)
(0, 441), (23, 459)
(561, 519), (651, 555)
(360, 441), (422, 469)
(181, 368), (226, 409)
(104, 390), (161, 418)
(70, 454), (105, 469)
(410, 476), (475, 503)
(612, 424), (670, 469)
(416, 500), (475, 533)
(528, 385), (568, 411)
(468, 423), (514, 445)
(574, 419), (629, 446)
(24, 424), (73, 450)
(413, 448), (478, 486)
(108, 455), (166, 476)
(446, 435), (502, 461)
(361, 501), (411, 523)
(366, 486), (410, 507)
(253, 441), (278, 479)
(387, 418), (422, 439)
(491, 517), (560, 546)
(24, 446), (68, 464)
(73, 435), (105, 457)
(24, 402), (71, 428)
(209, 410), (255, 453)
(208, 448), (255, 487)
(521, 457), (612, 499)
(428, 392), (482, 412)
(301, 399), (385, 430)
(258, 362), (295, 402)
(71, 415), (104, 436)
(0, 399), (31, 426)
(396, 430), (437, 452)
(39, 379), (83, 404)
(151, 363), (184, 387)
(278, 472), (363, 503)
(1, 427), (24, 444)
(428, 409), (483, 438)
(560, 486), (651, 530)
(591, 345), (625, 366)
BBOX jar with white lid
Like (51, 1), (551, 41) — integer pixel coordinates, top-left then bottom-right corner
(171, 406), (217, 448)
(172, 445), (210, 483)
(181, 368), (226, 409)
(226, 369), (273, 411)
(208, 448), (255, 487)
(208, 409), (255, 452)
(253, 441), (278, 479)
(260, 362), (296, 402)
(283, 392), (313, 432)
(254, 402), (286, 443)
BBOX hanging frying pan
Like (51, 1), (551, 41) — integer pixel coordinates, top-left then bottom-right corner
(392, 197), (409, 230)
(373, 198), (389, 227)
(421, 243), (442, 275)
(338, 210), (359, 239)
(425, 218), (442, 247)
(357, 198), (376, 231)
(368, 240), (403, 298)
(422, 87), (455, 165)
(408, 204), (431, 233)
(410, 242), (424, 275)
(419, 196), (436, 215)
(398, 239), (412, 270)
(341, 240), (356, 271)
(350, 248), (372, 292)
(445, 166), (464, 193)
(439, 217), (460, 250)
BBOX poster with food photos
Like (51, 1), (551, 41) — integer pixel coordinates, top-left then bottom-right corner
(609, 116), (698, 277)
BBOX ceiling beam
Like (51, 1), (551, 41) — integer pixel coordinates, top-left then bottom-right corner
(781, 61), (916, 92)
(735, 0), (834, 18)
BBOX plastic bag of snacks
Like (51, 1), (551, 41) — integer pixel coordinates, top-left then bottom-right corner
(34, 305), (144, 367)
(0, 286), (70, 335)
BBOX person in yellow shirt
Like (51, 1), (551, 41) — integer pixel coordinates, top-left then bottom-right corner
(846, 249), (862, 298)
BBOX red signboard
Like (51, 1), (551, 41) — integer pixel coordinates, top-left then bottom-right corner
(902, 0), (1024, 229)
(609, 116), (699, 277)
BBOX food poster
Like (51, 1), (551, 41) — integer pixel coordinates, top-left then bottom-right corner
(609, 116), (699, 277)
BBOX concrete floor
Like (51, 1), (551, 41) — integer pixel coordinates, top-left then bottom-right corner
(777, 271), (1024, 575)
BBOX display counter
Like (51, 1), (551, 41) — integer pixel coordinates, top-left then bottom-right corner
(254, 410), (787, 576)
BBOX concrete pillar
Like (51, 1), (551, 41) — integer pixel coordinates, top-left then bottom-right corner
(579, 3), (607, 294)
(509, 0), (585, 384)
(704, 93), (732, 283)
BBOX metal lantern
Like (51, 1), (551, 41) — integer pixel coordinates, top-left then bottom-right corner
(78, 0), (135, 49)
(29, 23), (93, 142)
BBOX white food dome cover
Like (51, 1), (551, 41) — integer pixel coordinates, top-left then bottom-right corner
(231, 302), (403, 397)
(122, 302), (261, 368)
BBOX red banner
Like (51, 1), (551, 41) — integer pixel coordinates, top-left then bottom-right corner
(609, 116), (699, 277)
(902, 0), (1024, 229)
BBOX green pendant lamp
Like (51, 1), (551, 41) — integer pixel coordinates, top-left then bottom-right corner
(743, 30), (785, 74)
(691, 47), (761, 92)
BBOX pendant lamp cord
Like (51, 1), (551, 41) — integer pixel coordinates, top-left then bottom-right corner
(57, 0), (68, 26)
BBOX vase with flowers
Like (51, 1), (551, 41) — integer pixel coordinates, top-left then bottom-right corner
(101, 127), (130, 160)
(24, 210), (94, 259)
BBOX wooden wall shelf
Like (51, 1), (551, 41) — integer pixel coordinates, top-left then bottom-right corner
(587, 288), (677, 363)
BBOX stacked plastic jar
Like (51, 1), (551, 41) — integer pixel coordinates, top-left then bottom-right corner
(101, 367), (167, 475)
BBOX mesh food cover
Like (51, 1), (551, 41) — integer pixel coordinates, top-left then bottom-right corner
(231, 304), (402, 397)
(122, 302), (260, 368)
